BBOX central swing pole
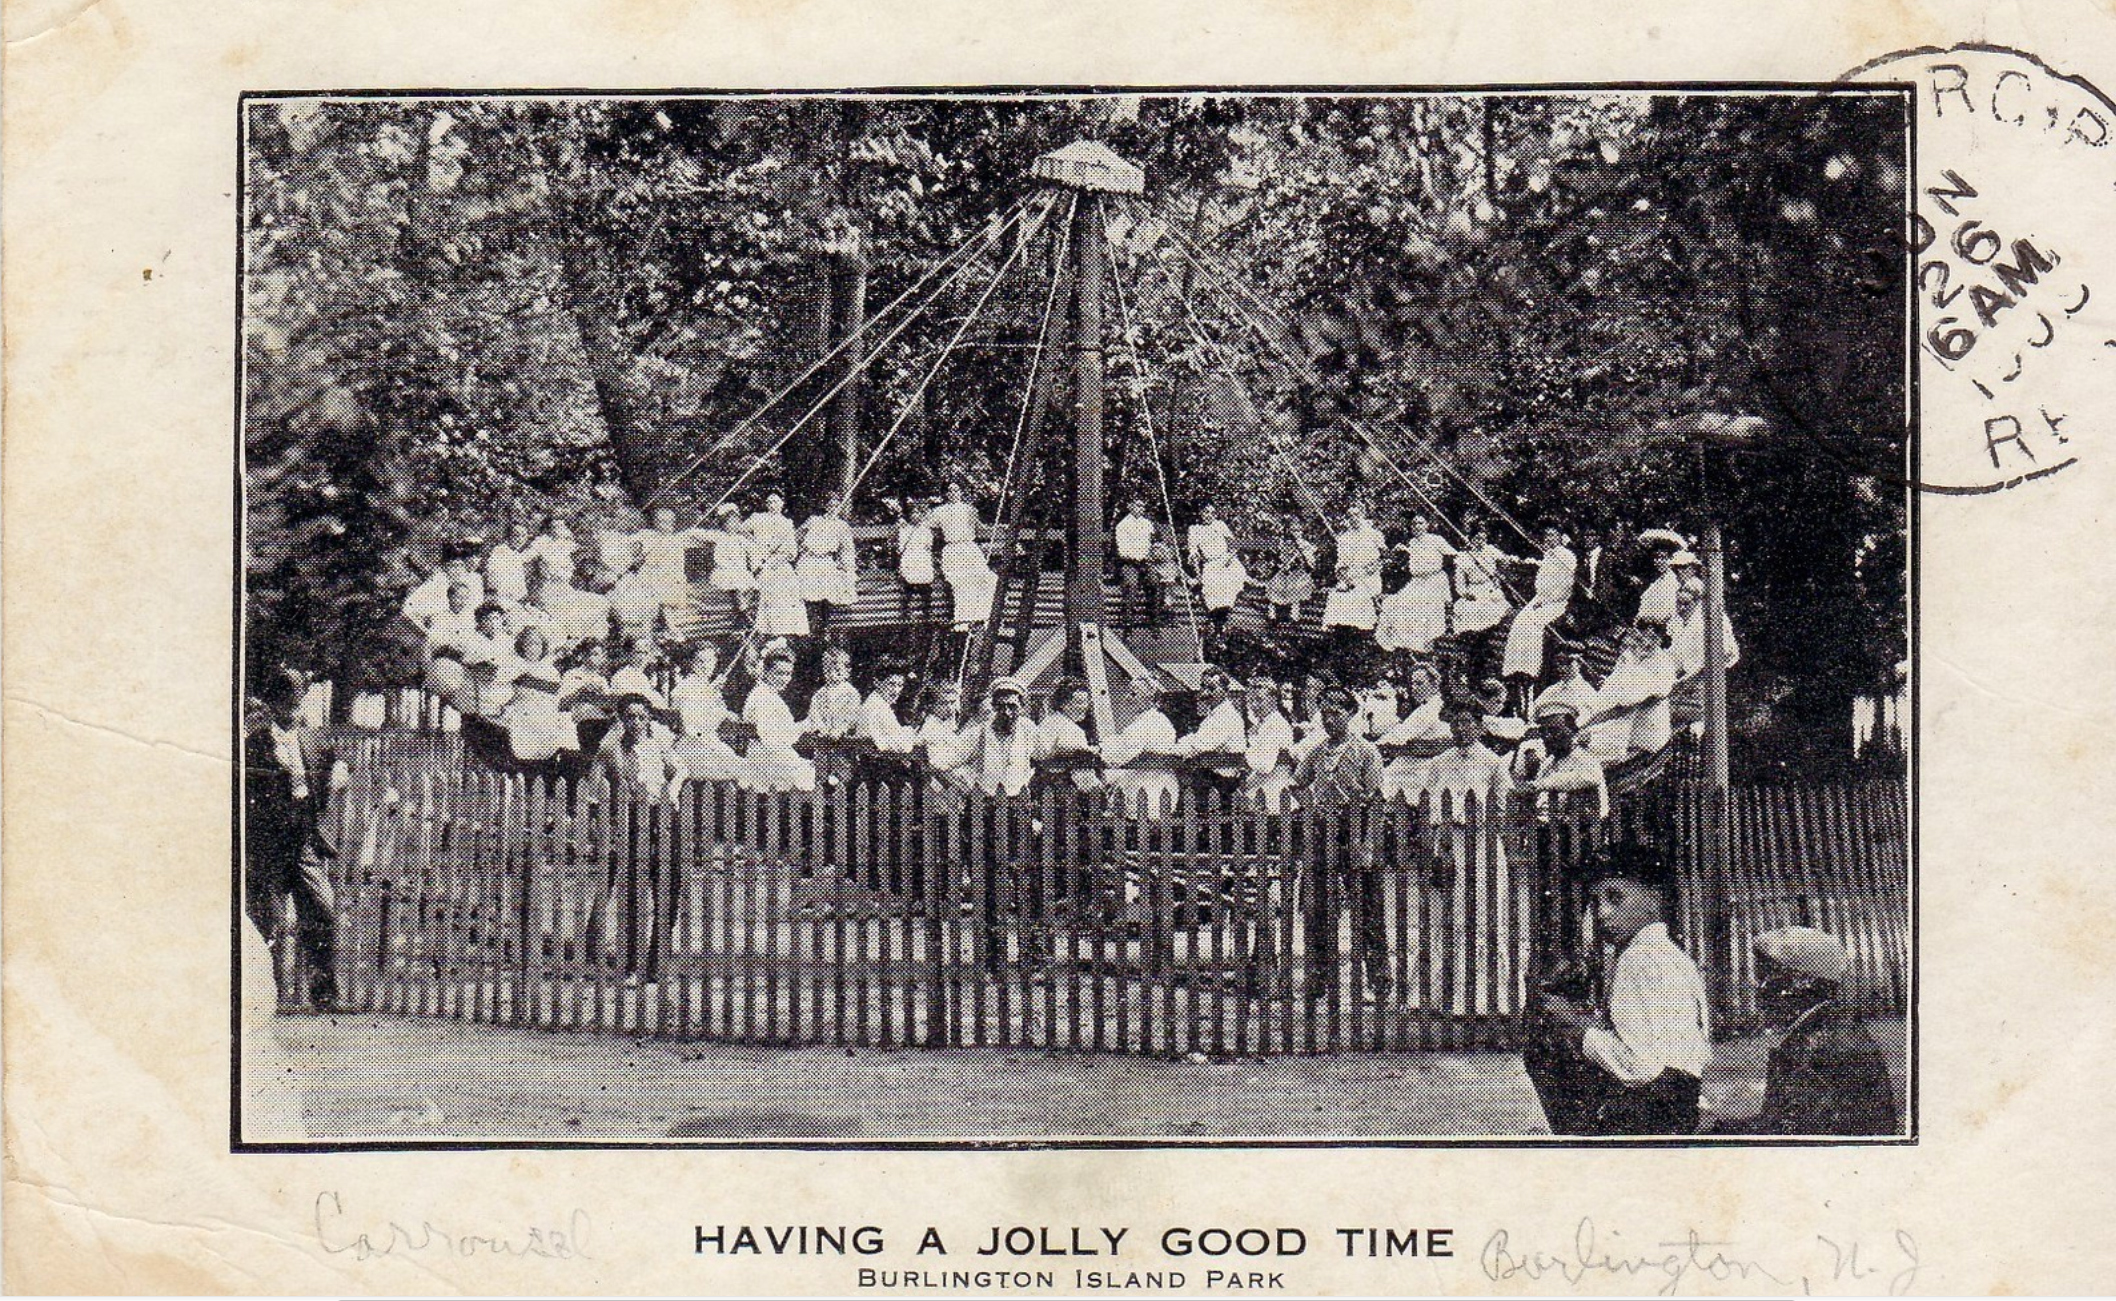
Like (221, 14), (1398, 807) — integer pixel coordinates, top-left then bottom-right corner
(1065, 191), (1109, 677)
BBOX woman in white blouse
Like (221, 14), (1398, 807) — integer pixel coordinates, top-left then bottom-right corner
(928, 480), (996, 628)
(796, 493), (860, 632)
(635, 506), (696, 615)
(1187, 503), (1249, 627)
(746, 493), (799, 570)
(1239, 678), (1298, 810)
(1585, 621), (1679, 762)
(740, 648), (816, 792)
(751, 543), (810, 640)
(895, 497), (938, 621)
(1323, 507), (1386, 633)
(1393, 514), (1457, 653)
(1452, 522), (1514, 636)
(1500, 525), (1579, 683)
(497, 626), (578, 762)
(669, 642), (742, 782)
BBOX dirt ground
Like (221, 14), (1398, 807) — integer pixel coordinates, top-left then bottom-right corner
(254, 1013), (1906, 1141)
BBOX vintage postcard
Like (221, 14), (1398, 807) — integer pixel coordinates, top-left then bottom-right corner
(5, 0), (2113, 1294)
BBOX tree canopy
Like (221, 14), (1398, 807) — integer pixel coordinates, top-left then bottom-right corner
(243, 91), (1907, 774)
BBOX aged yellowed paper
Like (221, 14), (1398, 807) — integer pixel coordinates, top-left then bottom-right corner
(6, 0), (2114, 1293)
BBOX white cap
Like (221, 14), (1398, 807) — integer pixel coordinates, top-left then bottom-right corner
(1754, 926), (1850, 984)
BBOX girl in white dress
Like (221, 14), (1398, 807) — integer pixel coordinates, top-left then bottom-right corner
(752, 547), (809, 639)
(669, 643), (742, 782)
(497, 627), (579, 762)
(1585, 621), (1679, 762)
(1187, 503), (1248, 646)
(607, 542), (661, 643)
(1452, 523), (1514, 636)
(1394, 514), (1457, 653)
(1500, 526), (1578, 682)
(802, 646), (864, 738)
(895, 497), (937, 621)
(1323, 507), (1386, 632)
(1264, 517), (1316, 624)
(929, 480), (996, 628)
(703, 503), (757, 619)
(531, 516), (578, 586)
(796, 492), (860, 620)
(740, 649), (816, 792)
(635, 505), (696, 614)
(746, 493), (799, 572)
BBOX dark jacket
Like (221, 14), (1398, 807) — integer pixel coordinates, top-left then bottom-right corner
(244, 723), (341, 862)
(1733, 1001), (1899, 1136)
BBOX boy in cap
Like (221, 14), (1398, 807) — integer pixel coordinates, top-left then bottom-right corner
(1513, 700), (1610, 820)
(1525, 842), (1711, 1135)
(1289, 683), (1391, 1002)
(1714, 927), (1898, 1136)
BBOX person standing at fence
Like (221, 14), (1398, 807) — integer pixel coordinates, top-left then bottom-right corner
(1240, 677), (1297, 810)
(1380, 662), (1448, 799)
(1714, 927), (1898, 1137)
(740, 646), (816, 793)
(1034, 677), (1103, 795)
(1175, 666), (1248, 801)
(1289, 684), (1390, 1003)
(243, 669), (347, 1013)
(930, 678), (1046, 972)
(1113, 498), (1157, 630)
(670, 643), (742, 783)
(590, 693), (684, 979)
(1409, 698), (1513, 889)
(1525, 843), (1710, 1136)
(1104, 685), (1182, 815)
(857, 660), (918, 756)
(1512, 700), (1610, 821)
(558, 640), (617, 761)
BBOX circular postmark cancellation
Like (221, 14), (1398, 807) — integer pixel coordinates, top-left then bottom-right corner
(1845, 44), (2116, 494)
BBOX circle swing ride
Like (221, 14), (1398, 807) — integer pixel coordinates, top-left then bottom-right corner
(456, 139), (1733, 800)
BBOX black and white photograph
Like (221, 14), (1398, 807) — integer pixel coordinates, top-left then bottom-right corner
(237, 88), (1913, 1144)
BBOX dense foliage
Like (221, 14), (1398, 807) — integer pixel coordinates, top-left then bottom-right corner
(244, 92), (1907, 773)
